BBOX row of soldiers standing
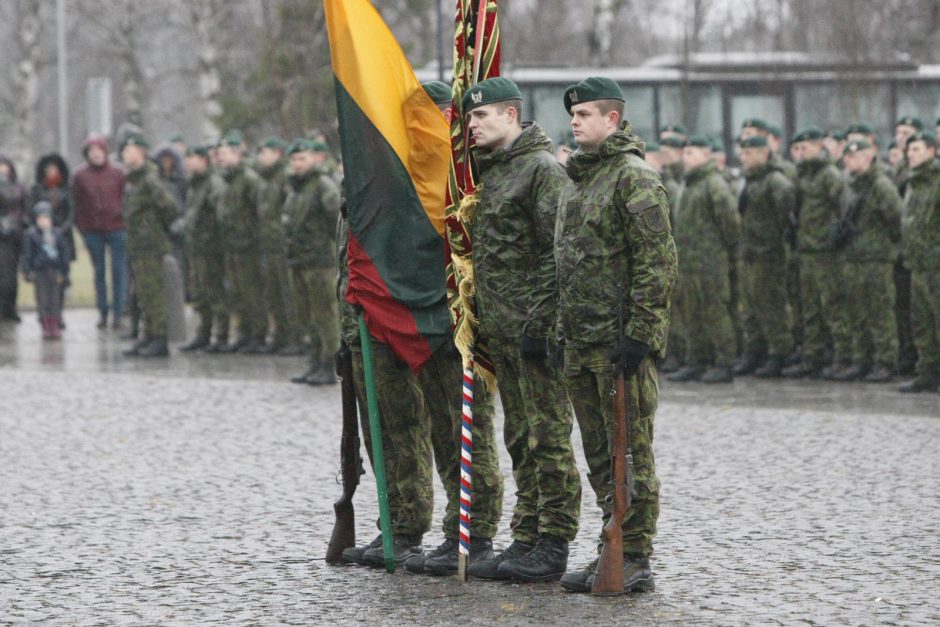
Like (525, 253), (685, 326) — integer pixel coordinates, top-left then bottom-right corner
(122, 130), (341, 386)
(651, 116), (940, 393)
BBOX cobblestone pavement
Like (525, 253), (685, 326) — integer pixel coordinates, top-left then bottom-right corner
(1, 310), (938, 625)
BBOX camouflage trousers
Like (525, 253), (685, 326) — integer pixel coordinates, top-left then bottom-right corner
(799, 253), (851, 363)
(131, 254), (167, 338)
(565, 348), (660, 558)
(911, 268), (940, 377)
(416, 343), (503, 540)
(352, 342), (433, 540)
(188, 253), (228, 341)
(490, 339), (581, 544)
(666, 274), (686, 362)
(290, 265), (339, 365)
(261, 245), (300, 347)
(678, 263), (736, 367)
(894, 258), (918, 367)
(742, 256), (793, 357)
(844, 262), (897, 366)
(787, 252), (804, 350)
(225, 251), (266, 342)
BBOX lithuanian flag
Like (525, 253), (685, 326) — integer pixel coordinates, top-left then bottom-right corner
(326, 0), (453, 372)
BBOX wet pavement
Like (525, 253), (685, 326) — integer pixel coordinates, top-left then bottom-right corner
(1, 309), (938, 625)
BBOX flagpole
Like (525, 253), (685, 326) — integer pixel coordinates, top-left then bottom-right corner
(456, 358), (474, 580)
(358, 313), (396, 573)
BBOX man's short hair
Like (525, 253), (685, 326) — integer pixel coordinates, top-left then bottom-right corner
(593, 98), (625, 120)
(493, 98), (524, 120)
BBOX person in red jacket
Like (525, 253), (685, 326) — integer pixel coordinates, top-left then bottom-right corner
(71, 134), (127, 329)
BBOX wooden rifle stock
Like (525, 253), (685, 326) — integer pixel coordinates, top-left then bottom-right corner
(325, 349), (363, 564)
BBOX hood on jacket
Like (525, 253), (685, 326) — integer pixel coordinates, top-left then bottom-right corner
(35, 153), (70, 187)
(152, 144), (185, 181)
(0, 155), (19, 183)
(82, 134), (111, 161)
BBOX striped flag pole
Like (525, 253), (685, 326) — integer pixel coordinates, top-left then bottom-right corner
(456, 358), (474, 580)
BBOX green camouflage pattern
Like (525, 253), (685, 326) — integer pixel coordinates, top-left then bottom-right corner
(739, 162), (796, 261)
(416, 343), (503, 540)
(336, 215), (360, 347)
(125, 161), (179, 338)
(842, 167), (902, 263)
(471, 123), (566, 342)
(799, 253), (850, 362)
(291, 265), (339, 364)
(283, 165), (341, 269)
(555, 128), (678, 355)
(221, 162), (265, 341)
(565, 350), (660, 558)
(257, 160), (299, 346)
(910, 269), (940, 376)
(771, 152), (798, 182)
(844, 261), (897, 365)
(225, 251), (266, 341)
(489, 339), (581, 543)
(351, 343), (433, 540)
(795, 156), (844, 253)
(673, 161), (739, 366)
(185, 170), (228, 340)
(901, 160), (940, 273)
(741, 257), (793, 356)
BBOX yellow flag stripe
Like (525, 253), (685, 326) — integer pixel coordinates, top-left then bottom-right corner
(325, 0), (450, 236)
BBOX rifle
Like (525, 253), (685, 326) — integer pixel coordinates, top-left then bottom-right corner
(325, 345), (364, 564)
(592, 284), (635, 595)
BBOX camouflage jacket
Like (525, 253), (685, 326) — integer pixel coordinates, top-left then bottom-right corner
(184, 169), (226, 257)
(220, 161), (263, 254)
(661, 161), (683, 222)
(555, 129), (678, 355)
(124, 161), (178, 257)
(673, 160), (739, 273)
(471, 123), (565, 342)
(771, 153), (798, 182)
(901, 160), (940, 272)
(796, 156), (844, 253)
(739, 161), (796, 261)
(841, 166), (901, 263)
(256, 160), (289, 254)
(336, 213), (359, 346)
(283, 164), (341, 269)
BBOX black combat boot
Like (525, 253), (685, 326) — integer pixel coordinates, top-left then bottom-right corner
(179, 335), (211, 352)
(657, 354), (682, 374)
(560, 556), (655, 594)
(666, 363), (705, 382)
(732, 351), (765, 376)
(700, 366), (733, 384)
(467, 539), (534, 580)
(898, 374), (939, 394)
(833, 362), (870, 382)
(220, 336), (251, 353)
(362, 535), (423, 568)
(496, 534), (568, 582)
(862, 363), (894, 383)
(291, 361), (321, 385)
(205, 336), (228, 353)
(277, 343), (307, 356)
(123, 336), (152, 357)
(424, 537), (494, 576)
(821, 360), (851, 380)
(136, 336), (169, 358)
(405, 537), (458, 574)
(781, 357), (824, 379)
(753, 354), (785, 378)
(341, 534), (383, 565)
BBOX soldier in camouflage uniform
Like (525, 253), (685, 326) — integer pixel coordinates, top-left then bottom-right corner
(403, 81), (504, 577)
(657, 135), (686, 374)
(782, 127), (848, 378)
(733, 135), (796, 378)
(254, 137), (303, 355)
(666, 136), (739, 383)
(450, 78), (580, 584)
(283, 139), (341, 386)
(334, 213), (434, 568)
(120, 134), (179, 358)
(216, 131), (267, 353)
(555, 78), (677, 594)
(898, 132), (940, 394)
(829, 139), (901, 383)
(179, 146), (228, 352)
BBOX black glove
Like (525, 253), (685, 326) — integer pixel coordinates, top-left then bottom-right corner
(608, 336), (650, 378)
(334, 342), (351, 377)
(520, 334), (548, 360)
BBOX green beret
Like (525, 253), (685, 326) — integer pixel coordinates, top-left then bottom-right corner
(767, 125), (783, 138)
(888, 141), (897, 150)
(287, 138), (330, 155)
(462, 77), (523, 113)
(792, 126), (826, 143)
(686, 135), (712, 148)
(906, 131), (936, 148)
(936, 117), (940, 127)
(185, 145), (211, 158)
(422, 80), (452, 106)
(220, 129), (244, 147)
(741, 118), (769, 132)
(259, 136), (288, 152)
(660, 136), (686, 149)
(168, 133), (185, 144)
(563, 77), (624, 115)
(710, 137), (724, 152)
(659, 124), (688, 136)
(121, 133), (150, 150)
(896, 116), (924, 130)
(844, 122), (874, 136)
(645, 140), (661, 152)
(844, 139), (872, 154)
(739, 135), (768, 148)
(826, 130), (845, 141)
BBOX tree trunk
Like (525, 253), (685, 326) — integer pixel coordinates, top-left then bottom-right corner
(190, 1), (225, 142)
(11, 0), (43, 172)
(589, 0), (615, 67)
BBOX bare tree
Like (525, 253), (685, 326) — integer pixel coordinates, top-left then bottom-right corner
(186, 0), (233, 142)
(2, 0), (45, 171)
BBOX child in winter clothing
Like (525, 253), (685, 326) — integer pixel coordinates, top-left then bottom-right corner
(21, 201), (69, 339)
